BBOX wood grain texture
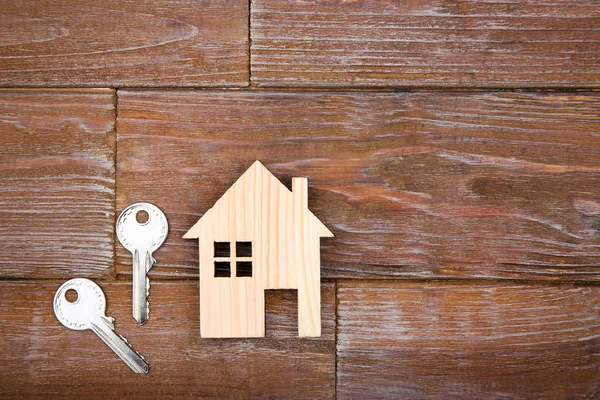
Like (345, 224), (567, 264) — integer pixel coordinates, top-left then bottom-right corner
(0, 0), (248, 87)
(337, 281), (600, 400)
(251, 0), (600, 88)
(0, 280), (335, 399)
(117, 90), (600, 281)
(0, 90), (115, 279)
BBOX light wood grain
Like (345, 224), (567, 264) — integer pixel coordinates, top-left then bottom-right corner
(0, 90), (115, 279)
(0, 0), (249, 87)
(251, 0), (600, 88)
(0, 280), (335, 399)
(184, 161), (333, 337)
(337, 280), (600, 400)
(117, 90), (600, 281)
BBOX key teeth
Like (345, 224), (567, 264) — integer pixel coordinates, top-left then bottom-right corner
(146, 276), (150, 319)
(102, 316), (115, 331)
(117, 332), (146, 361)
(118, 333), (129, 344)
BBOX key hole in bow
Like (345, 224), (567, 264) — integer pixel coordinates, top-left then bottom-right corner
(65, 289), (78, 303)
(136, 210), (150, 225)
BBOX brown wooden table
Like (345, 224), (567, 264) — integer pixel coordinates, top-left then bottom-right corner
(1, 1), (599, 398)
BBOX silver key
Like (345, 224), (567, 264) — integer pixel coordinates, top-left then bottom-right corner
(116, 202), (168, 325)
(53, 278), (149, 374)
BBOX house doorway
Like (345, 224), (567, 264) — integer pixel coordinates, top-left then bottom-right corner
(264, 289), (298, 337)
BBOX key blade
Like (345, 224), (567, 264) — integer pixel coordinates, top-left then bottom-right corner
(132, 249), (151, 325)
(90, 316), (149, 374)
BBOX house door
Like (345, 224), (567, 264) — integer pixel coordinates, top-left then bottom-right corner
(264, 289), (299, 336)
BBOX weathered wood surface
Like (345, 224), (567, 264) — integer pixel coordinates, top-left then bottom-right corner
(251, 0), (600, 88)
(337, 281), (600, 399)
(117, 90), (600, 281)
(0, 90), (115, 279)
(0, 0), (249, 87)
(0, 280), (335, 399)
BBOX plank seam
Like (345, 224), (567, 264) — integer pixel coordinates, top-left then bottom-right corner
(249, 0), (253, 86)
(334, 279), (339, 400)
(112, 89), (119, 280)
(0, 86), (598, 92)
(4, 277), (600, 287)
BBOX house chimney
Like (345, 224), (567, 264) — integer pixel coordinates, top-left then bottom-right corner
(292, 177), (308, 210)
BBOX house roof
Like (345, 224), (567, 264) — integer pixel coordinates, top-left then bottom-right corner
(183, 160), (333, 239)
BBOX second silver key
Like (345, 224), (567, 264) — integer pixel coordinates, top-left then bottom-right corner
(54, 278), (149, 373)
(116, 202), (168, 325)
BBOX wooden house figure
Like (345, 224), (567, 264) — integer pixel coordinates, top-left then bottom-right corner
(183, 161), (333, 338)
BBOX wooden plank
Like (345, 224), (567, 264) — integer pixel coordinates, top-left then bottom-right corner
(0, 280), (335, 398)
(337, 281), (600, 399)
(0, 0), (248, 87)
(251, 0), (600, 88)
(116, 90), (600, 281)
(0, 90), (115, 279)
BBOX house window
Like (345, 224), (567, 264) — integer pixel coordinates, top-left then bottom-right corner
(214, 261), (231, 277)
(236, 241), (252, 257)
(236, 261), (252, 277)
(213, 241), (253, 278)
(214, 242), (230, 257)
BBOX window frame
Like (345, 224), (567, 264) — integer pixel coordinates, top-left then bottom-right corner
(213, 240), (253, 278)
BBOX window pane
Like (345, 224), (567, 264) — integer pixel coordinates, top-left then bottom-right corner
(214, 261), (231, 277)
(214, 242), (230, 257)
(236, 241), (252, 257)
(236, 261), (252, 277)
